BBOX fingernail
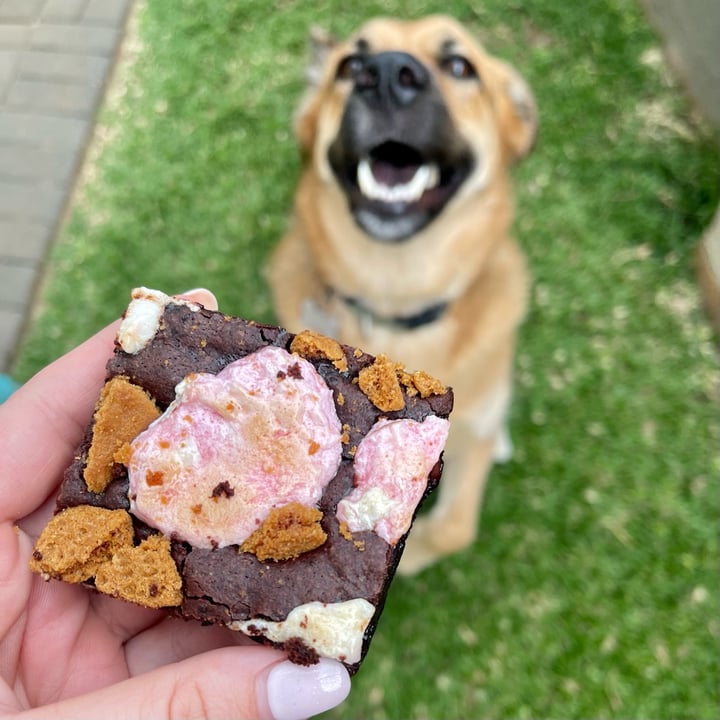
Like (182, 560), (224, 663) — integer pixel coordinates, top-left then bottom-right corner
(266, 659), (351, 720)
(175, 288), (218, 311)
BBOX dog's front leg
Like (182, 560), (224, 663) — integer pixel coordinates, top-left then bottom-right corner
(265, 226), (328, 333)
(398, 427), (496, 575)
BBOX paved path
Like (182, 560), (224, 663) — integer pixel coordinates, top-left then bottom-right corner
(0, 0), (133, 372)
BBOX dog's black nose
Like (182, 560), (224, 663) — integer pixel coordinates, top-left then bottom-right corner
(355, 52), (429, 107)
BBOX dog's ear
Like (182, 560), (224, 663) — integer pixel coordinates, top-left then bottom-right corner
(488, 58), (538, 162)
(294, 26), (338, 154)
(304, 26), (338, 86)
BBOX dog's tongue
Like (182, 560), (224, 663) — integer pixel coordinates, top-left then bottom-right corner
(370, 158), (421, 187)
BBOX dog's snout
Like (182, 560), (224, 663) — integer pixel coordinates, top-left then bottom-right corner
(356, 52), (429, 107)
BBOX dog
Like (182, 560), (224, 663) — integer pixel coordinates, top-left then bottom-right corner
(267, 15), (537, 574)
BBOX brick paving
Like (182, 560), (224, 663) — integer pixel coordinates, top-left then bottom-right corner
(0, 0), (133, 372)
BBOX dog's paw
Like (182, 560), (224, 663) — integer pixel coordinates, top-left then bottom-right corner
(397, 517), (438, 576)
(398, 510), (481, 575)
(300, 298), (339, 338)
(492, 425), (514, 463)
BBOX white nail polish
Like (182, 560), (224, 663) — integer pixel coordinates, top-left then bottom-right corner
(175, 288), (218, 311)
(266, 658), (351, 720)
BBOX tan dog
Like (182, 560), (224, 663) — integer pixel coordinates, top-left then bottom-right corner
(267, 15), (537, 574)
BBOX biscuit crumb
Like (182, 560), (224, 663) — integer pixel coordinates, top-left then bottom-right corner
(29, 506), (133, 583)
(401, 370), (447, 398)
(339, 521), (365, 551)
(358, 355), (405, 411)
(240, 503), (327, 561)
(94, 534), (182, 608)
(396, 369), (419, 397)
(340, 424), (351, 444)
(290, 330), (348, 372)
(84, 376), (161, 493)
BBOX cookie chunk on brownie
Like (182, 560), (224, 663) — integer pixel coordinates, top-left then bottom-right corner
(30, 287), (453, 674)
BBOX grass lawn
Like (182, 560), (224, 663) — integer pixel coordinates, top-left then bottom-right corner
(13, 0), (719, 718)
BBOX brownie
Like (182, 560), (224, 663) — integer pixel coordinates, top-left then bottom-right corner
(30, 288), (453, 674)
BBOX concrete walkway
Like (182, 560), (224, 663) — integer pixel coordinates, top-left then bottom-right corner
(0, 0), (133, 373)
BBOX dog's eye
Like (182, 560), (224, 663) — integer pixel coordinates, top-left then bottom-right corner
(336, 54), (365, 80)
(440, 54), (478, 80)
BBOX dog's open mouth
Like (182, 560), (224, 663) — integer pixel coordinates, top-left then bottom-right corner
(357, 145), (439, 204)
(337, 141), (473, 242)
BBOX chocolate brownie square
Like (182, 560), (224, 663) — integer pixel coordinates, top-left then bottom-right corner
(30, 288), (453, 674)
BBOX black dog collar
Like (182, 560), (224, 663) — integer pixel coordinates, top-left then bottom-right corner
(328, 287), (449, 331)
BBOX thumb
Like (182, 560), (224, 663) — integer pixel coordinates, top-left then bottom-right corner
(20, 646), (351, 720)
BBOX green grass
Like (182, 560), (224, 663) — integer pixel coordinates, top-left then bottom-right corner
(13, 0), (719, 718)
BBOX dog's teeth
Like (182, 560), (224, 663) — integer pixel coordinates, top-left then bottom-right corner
(357, 159), (378, 199)
(403, 165), (431, 202)
(357, 159), (439, 204)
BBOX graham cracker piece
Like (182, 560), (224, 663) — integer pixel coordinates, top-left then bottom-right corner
(94, 534), (182, 608)
(84, 376), (161, 493)
(396, 369), (418, 397)
(290, 330), (348, 372)
(241, 503), (327, 562)
(400, 369), (447, 398)
(338, 521), (365, 551)
(358, 355), (405, 412)
(29, 506), (133, 583)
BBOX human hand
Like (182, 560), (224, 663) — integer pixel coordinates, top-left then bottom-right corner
(0, 289), (351, 720)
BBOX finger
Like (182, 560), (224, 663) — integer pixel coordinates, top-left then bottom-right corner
(175, 288), (218, 310)
(20, 646), (351, 720)
(90, 591), (166, 643)
(16, 492), (62, 539)
(124, 617), (252, 675)
(0, 321), (119, 521)
(2, 289), (218, 523)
